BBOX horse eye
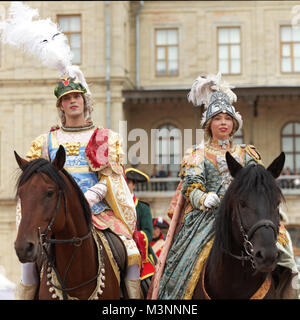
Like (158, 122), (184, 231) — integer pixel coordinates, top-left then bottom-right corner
(240, 200), (247, 208)
(46, 190), (55, 198)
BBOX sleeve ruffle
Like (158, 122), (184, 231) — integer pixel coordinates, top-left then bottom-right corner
(86, 128), (124, 176)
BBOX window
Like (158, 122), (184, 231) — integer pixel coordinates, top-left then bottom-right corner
(233, 127), (244, 145)
(155, 29), (178, 76)
(57, 15), (81, 64)
(217, 27), (241, 74)
(281, 122), (300, 173)
(155, 124), (181, 177)
(280, 26), (300, 73)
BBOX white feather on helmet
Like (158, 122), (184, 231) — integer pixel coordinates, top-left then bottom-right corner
(187, 72), (243, 131)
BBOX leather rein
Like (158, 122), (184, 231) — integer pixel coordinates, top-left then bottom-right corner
(37, 189), (100, 300)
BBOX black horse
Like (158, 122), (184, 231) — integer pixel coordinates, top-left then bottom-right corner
(193, 151), (291, 299)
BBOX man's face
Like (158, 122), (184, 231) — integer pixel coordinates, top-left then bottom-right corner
(153, 226), (161, 239)
(127, 180), (136, 193)
(60, 92), (85, 120)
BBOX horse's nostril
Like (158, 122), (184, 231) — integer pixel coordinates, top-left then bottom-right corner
(255, 250), (263, 260)
(26, 242), (35, 255)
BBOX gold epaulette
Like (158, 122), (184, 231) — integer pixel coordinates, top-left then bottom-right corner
(26, 134), (45, 161)
(245, 144), (262, 161)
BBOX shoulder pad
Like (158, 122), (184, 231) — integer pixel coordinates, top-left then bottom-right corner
(245, 145), (261, 160)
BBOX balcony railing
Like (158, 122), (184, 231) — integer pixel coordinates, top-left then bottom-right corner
(134, 175), (300, 197)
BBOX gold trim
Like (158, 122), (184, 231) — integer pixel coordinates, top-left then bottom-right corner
(184, 237), (214, 299)
(64, 166), (90, 173)
(128, 254), (142, 267)
(95, 229), (120, 284)
(184, 182), (206, 198)
(105, 176), (133, 236)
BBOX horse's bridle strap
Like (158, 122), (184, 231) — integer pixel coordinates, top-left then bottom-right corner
(247, 219), (277, 241)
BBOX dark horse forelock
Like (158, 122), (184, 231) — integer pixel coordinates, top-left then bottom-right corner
(16, 158), (92, 229)
(208, 163), (283, 277)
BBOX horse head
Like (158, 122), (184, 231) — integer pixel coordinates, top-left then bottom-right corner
(224, 151), (285, 273)
(14, 145), (67, 263)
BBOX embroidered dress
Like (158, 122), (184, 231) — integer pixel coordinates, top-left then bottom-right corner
(23, 126), (140, 267)
(158, 142), (261, 299)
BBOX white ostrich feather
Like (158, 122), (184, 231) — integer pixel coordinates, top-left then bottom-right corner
(0, 2), (90, 94)
(187, 72), (237, 108)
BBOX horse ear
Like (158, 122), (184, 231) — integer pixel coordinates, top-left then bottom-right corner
(52, 145), (66, 171)
(226, 151), (243, 178)
(267, 152), (285, 179)
(14, 151), (29, 170)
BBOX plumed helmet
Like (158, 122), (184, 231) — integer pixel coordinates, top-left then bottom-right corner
(187, 72), (243, 132)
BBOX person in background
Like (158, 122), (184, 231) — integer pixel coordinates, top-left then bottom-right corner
(151, 217), (170, 258)
(125, 168), (157, 297)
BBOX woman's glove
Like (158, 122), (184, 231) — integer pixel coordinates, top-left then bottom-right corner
(84, 180), (107, 208)
(203, 192), (220, 209)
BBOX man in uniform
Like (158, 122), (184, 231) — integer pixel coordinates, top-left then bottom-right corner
(125, 168), (157, 297)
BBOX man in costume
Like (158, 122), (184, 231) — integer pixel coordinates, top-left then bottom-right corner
(0, 2), (141, 300)
(151, 217), (170, 258)
(148, 72), (299, 299)
(125, 168), (156, 297)
(14, 76), (142, 300)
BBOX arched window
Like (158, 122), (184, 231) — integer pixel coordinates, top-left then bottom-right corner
(233, 127), (244, 145)
(155, 124), (181, 178)
(281, 122), (300, 174)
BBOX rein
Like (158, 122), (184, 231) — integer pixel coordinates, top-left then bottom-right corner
(37, 188), (97, 300)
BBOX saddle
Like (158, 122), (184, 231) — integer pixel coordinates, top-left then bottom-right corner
(35, 228), (129, 299)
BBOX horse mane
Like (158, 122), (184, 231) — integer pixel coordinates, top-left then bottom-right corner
(16, 158), (92, 229)
(207, 163), (283, 277)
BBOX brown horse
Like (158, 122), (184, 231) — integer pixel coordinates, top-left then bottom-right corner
(14, 145), (126, 300)
(193, 151), (289, 299)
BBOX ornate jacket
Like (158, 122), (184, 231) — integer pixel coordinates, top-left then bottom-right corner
(23, 126), (137, 240)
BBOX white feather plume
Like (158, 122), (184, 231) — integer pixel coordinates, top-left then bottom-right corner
(187, 72), (237, 108)
(0, 2), (90, 94)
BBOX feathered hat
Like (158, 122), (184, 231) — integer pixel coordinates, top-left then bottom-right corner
(0, 1), (92, 121)
(187, 72), (243, 133)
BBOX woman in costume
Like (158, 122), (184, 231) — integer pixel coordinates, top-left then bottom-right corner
(0, 2), (141, 299)
(148, 73), (298, 300)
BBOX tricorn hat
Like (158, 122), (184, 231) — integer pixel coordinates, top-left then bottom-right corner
(153, 217), (170, 229)
(125, 168), (150, 183)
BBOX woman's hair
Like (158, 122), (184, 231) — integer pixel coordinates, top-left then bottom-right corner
(204, 115), (239, 141)
(56, 92), (94, 125)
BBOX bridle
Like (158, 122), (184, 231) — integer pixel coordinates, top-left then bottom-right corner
(37, 188), (100, 300)
(226, 207), (278, 269)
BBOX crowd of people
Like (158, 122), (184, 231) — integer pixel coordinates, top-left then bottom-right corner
(278, 167), (300, 189)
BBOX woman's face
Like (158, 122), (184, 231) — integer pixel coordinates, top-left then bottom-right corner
(210, 112), (233, 140)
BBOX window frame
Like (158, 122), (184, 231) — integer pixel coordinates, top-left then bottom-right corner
(281, 121), (300, 172)
(57, 14), (82, 65)
(154, 28), (179, 77)
(217, 26), (242, 75)
(280, 25), (300, 74)
(155, 123), (181, 177)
